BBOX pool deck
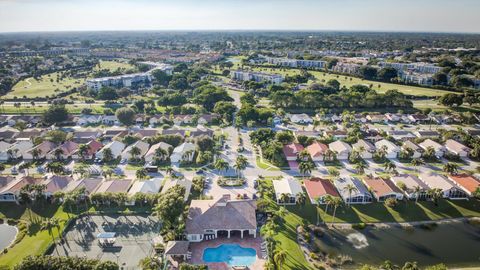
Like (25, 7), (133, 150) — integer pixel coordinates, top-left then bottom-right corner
(189, 237), (265, 270)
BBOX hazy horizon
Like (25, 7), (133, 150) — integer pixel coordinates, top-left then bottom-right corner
(0, 0), (479, 34)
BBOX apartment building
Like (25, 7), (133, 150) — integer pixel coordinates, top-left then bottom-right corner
(231, 70), (283, 84)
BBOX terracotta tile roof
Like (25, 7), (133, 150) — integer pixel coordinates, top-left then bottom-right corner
(306, 142), (328, 158)
(1, 176), (43, 193)
(363, 177), (401, 198)
(304, 178), (340, 199)
(186, 197), (257, 234)
(283, 143), (304, 158)
(448, 174), (480, 194)
(86, 140), (103, 156)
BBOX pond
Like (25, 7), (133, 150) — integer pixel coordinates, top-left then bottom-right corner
(316, 221), (480, 268)
(0, 224), (18, 250)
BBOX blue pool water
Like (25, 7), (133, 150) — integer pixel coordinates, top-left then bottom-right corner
(202, 244), (257, 266)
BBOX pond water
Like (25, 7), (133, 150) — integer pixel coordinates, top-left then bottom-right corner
(0, 224), (18, 250)
(316, 222), (480, 268)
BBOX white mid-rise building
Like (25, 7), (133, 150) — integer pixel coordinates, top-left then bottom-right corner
(231, 70), (283, 84)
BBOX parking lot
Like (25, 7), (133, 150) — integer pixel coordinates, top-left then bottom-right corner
(51, 214), (160, 269)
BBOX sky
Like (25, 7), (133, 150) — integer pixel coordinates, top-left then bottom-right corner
(0, 0), (479, 33)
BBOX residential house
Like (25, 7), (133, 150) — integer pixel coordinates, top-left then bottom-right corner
(46, 141), (79, 160)
(0, 127), (20, 142)
(303, 178), (341, 204)
(71, 129), (102, 143)
(0, 176), (43, 202)
(328, 141), (352, 160)
(128, 177), (163, 197)
(132, 129), (158, 139)
(149, 115), (169, 126)
(94, 179), (132, 194)
(414, 130), (440, 139)
(366, 114), (385, 123)
(23, 141), (56, 160)
(121, 141), (150, 161)
(288, 113), (313, 124)
(402, 140), (423, 158)
(445, 139), (471, 157)
(190, 126), (214, 138)
(447, 174), (480, 197)
(363, 177), (404, 202)
(95, 141), (126, 160)
(323, 130), (348, 140)
(387, 130), (416, 141)
(384, 113), (402, 122)
(375, 139), (400, 159)
(334, 177), (372, 204)
(391, 174), (430, 200)
(103, 129), (127, 140)
(273, 178), (303, 205)
(42, 175), (73, 197)
(419, 139), (445, 157)
(306, 142), (328, 161)
(0, 176), (15, 195)
(102, 115), (119, 126)
(0, 141), (34, 162)
(173, 115), (194, 126)
(161, 178), (192, 202)
(407, 114), (429, 123)
(170, 142), (196, 163)
(15, 129), (44, 142)
(145, 142), (173, 163)
(64, 178), (102, 195)
(76, 115), (103, 126)
(283, 143), (304, 161)
(352, 139), (375, 159)
(197, 114), (219, 125)
(419, 172), (468, 199)
(161, 128), (186, 137)
(74, 140), (103, 160)
(186, 195), (257, 242)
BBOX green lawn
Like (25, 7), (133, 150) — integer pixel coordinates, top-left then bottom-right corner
(412, 99), (480, 113)
(7, 72), (85, 99)
(0, 103), (106, 114)
(6, 60), (135, 99)
(241, 66), (456, 97)
(0, 203), (72, 268)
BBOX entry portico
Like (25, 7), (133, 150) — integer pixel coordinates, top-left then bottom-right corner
(186, 195), (257, 242)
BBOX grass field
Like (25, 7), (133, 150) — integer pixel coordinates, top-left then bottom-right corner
(0, 203), (71, 268)
(6, 60), (135, 99)
(0, 103), (106, 114)
(412, 99), (480, 113)
(247, 66), (456, 97)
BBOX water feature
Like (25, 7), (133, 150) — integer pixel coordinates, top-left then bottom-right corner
(203, 244), (257, 266)
(0, 224), (18, 250)
(316, 222), (480, 268)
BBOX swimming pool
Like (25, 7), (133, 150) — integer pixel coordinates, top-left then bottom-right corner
(202, 244), (257, 266)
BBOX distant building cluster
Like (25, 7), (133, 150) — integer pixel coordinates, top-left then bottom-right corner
(265, 57), (327, 69)
(0, 48), (90, 57)
(231, 70), (283, 84)
(86, 62), (173, 91)
(378, 62), (442, 74)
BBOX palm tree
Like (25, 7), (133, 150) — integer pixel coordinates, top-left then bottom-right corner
(383, 160), (396, 172)
(354, 162), (368, 175)
(138, 256), (163, 270)
(330, 197), (343, 225)
(53, 148), (64, 161)
(31, 148), (42, 162)
(129, 146), (141, 161)
(233, 155), (248, 179)
(165, 166), (174, 176)
(279, 193), (290, 205)
(411, 158), (424, 172)
(42, 217), (60, 244)
(402, 261), (419, 270)
(274, 250), (287, 270)
(412, 185), (422, 204)
(328, 168), (340, 178)
(102, 167), (114, 179)
(102, 148), (114, 163)
(296, 192), (306, 207)
(343, 184), (358, 207)
(427, 188), (443, 206)
(136, 168), (148, 180)
(298, 161), (314, 179)
(423, 146), (436, 160)
(321, 194), (333, 224)
(214, 158), (229, 175)
(297, 149), (310, 161)
(324, 149), (337, 162)
(154, 147), (168, 162)
(78, 144), (89, 160)
(443, 162), (459, 175)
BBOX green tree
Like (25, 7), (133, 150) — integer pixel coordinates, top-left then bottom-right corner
(43, 104), (69, 125)
(115, 107), (136, 126)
